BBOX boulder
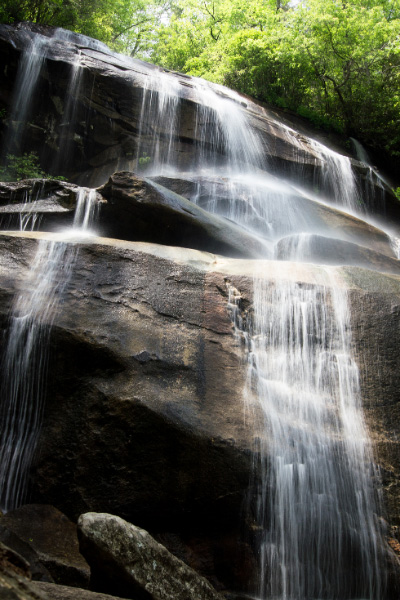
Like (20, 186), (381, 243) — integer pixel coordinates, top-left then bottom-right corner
(150, 174), (398, 256)
(97, 171), (271, 257)
(1, 505), (90, 588)
(275, 233), (400, 275)
(78, 512), (224, 600)
(0, 524), (54, 582)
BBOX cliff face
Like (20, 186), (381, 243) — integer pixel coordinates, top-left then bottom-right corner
(0, 22), (397, 218)
(0, 22), (399, 600)
(0, 230), (399, 596)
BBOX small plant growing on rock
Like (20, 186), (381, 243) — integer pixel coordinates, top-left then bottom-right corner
(0, 152), (65, 181)
(138, 152), (152, 169)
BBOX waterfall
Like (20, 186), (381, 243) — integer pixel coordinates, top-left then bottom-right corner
(2, 34), (49, 159)
(0, 188), (98, 511)
(171, 76), (386, 599)
(136, 69), (182, 174)
(0, 27), (392, 598)
(191, 81), (264, 173)
(52, 50), (85, 175)
(246, 275), (383, 599)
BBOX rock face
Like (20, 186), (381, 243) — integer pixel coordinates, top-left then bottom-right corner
(0, 21), (400, 600)
(78, 512), (224, 600)
(0, 231), (399, 595)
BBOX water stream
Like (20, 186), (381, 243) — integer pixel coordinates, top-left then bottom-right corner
(0, 188), (98, 511)
(2, 34), (49, 159)
(246, 275), (383, 599)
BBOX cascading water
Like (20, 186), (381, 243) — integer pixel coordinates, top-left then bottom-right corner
(0, 188), (98, 511)
(274, 121), (361, 214)
(52, 49), (85, 175)
(191, 81), (264, 173)
(244, 274), (383, 599)
(136, 69), (182, 173)
(143, 68), (387, 599)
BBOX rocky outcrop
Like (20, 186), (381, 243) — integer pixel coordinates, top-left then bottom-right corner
(0, 173), (397, 265)
(97, 172), (270, 257)
(0, 180), (81, 231)
(151, 174), (399, 256)
(78, 512), (224, 600)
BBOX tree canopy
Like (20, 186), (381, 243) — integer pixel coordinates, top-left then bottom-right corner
(1, 0), (399, 165)
(148, 0), (400, 162)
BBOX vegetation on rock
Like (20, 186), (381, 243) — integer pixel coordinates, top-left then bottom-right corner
(0, 152), (47, 181)
(0, 152), (62, 181)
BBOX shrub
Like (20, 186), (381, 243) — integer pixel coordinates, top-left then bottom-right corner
(0, 152), (65, 181)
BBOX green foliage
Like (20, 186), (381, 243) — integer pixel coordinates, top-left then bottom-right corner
(296, 106), (344, 134)
(0, 152), (64, 181)
(394, 187), (400, 200)
(138, 152), (152, 167)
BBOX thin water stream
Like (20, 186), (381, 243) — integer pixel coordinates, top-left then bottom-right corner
(0, 188), (98, 511)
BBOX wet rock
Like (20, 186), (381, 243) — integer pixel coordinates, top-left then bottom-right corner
(0, 21), (395, 220)
(0, 180), (78, 207)
(78, 512), (224, 600)
(1, 505), (90, 588)
(151, 173), (397, 257)
(0, 180), (79, 231)
(0, 232), (399, 593)
(97, 171), (270, 257)
(276, 233), (400, 275)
